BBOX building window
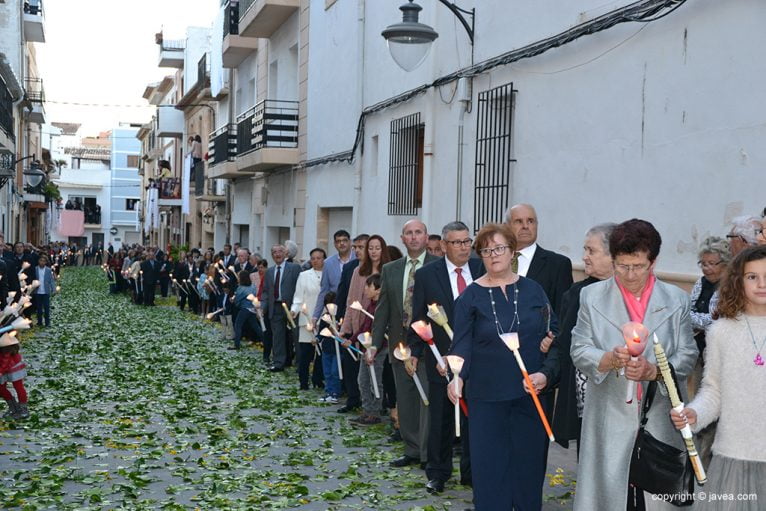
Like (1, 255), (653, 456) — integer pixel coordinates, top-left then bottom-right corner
(126, 199), (139, 210)
(474, 82), (516, 231)
(127, 155), (140, 168)
(388, 113), (424, 216)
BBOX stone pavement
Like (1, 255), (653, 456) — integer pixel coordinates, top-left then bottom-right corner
(0, 268), (577, 510)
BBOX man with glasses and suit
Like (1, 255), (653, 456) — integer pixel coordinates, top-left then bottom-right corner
(408, 221), (484, 493)
(261, 244), (301, 372)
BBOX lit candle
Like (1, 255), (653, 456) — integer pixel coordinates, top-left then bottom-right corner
(622, 322), (648, 404)
(281, 302), (297, 329)
(393, 343), (429, 406)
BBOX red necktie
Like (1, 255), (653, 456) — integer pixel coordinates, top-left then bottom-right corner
(455, 267), (467, 295)
(274, 265), (281, 299)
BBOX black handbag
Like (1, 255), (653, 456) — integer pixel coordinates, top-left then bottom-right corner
(628, 373), (694, 507)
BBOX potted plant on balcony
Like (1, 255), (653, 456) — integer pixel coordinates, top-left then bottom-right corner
(43, 181), (61, 202)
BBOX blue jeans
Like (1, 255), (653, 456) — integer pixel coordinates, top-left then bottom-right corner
(35, 293), (50, 326)
(322, 349), (341, 398)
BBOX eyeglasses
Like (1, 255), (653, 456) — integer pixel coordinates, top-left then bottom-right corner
(444, 238), (473, 248)
(697, 260), (724, 269)
(478, 245), (510, 258)
(726, 234), (746, 242)
(614, 263), (650, 274)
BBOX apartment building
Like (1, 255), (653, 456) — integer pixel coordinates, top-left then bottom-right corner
(0, 0), (50, 244)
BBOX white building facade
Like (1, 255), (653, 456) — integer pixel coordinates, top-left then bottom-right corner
(302, 0), (766, 277)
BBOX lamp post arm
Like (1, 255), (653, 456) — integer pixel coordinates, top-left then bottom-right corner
(436, 0), (474, 44)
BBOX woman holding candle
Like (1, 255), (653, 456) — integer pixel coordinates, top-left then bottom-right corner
(570, 219), (697, 510)
(448, 223), (559, 511)
(290, 248), (326, 390)
(670, 245), (766, 510)
(341, 235), (390, 423)
(551, 222), (616, 456)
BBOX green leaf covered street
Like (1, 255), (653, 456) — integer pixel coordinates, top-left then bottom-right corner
(0, 267), (466, 510)
(0, 267), (576, 510)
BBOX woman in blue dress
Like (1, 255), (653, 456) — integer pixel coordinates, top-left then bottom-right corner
(449, 222), (559, 510)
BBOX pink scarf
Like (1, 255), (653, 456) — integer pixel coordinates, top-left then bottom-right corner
(616, 274), (656, 323)
(615, 274), (655, 403)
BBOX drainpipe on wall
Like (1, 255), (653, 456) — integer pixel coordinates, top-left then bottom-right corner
(351, 0), (366, 236)
(455, 76), (471, 222)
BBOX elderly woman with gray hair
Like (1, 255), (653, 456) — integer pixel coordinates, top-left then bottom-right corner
(688, 236), (729, 468)
(690, 236), (730, 348)
(551, 223), (616, 455)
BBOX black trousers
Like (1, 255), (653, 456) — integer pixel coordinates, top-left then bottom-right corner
(426, 380), (471, 483)
(297, 343), (323, 389)
(188, 289), (199, 314)
(340, 347), (360, 407)
(159, 276), (170, 297)
(143, 282), (155, 306)
(177, 290), (188, 311)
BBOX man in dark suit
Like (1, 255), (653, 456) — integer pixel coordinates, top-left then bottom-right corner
(507, 203), (572, 462)
(507, 203), (573, 315)
(232, 249), (256, 282)
(140, 248), (160, 306)
(260, 244), (301, 372)
(372, 219), (437, 469)
(220, 244), (235, 269)
(174, 253), (191, 311)
(408, 221), (484, 493)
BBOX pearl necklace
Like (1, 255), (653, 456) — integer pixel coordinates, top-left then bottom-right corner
(488, 283), (520, 338)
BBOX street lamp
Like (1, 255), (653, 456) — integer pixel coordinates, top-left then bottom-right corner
(24, 167), (45, 189)
(382, 0), (475, 72)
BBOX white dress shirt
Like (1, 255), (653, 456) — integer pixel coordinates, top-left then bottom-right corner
(445, 258), (473, 299)
(516, 243), (538, 277)
(36, 266), (47, 294)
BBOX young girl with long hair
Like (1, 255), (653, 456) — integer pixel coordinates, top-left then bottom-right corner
(671, 245), (766, 509)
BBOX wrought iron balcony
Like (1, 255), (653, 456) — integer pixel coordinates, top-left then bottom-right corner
(235, 99), (299, 172)
(207, 125), (239, 179)
(237, 99), (298, 154)
(24, 78), (45, 103)
(0, 77), (14, 145)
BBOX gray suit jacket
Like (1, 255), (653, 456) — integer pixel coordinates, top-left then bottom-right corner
(570, 277), (698, 510)
(261, 262), (301, 319)
(372, 253), (438, 358)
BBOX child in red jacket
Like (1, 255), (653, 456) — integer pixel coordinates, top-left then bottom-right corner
(0, 333), (29, 420)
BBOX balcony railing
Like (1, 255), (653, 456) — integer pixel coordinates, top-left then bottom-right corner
(25, 78), (45, 103)
(24, 0), (44, 15)
(194, 160), (205, 193)
(209, 124), (238, 165)
(158, 177), (181, 200)
(236, 99), (298, 155)
(224, 0), (239, 37)
(0, 78), (13, 142)
(84, 209), (102, 225)
(160, 38), (185, 51)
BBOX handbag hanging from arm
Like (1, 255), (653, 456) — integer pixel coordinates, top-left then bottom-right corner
(628, 369), (694, 507)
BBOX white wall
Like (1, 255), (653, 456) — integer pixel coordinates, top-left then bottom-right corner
(302, 0), (766, 275)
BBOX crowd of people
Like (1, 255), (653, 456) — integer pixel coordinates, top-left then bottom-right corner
(0, 233), (69, 421)
(3, 205), (764, 509)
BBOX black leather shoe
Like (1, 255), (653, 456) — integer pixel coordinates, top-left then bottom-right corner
(459, 477), (472, 487)
(388, 429), (402, 443)
(336, 404), (359, 413)
(426, 479), (445, 494)
(389, 455), (418, 468)
(420, 462), (427, 470)
(268, 366), (284, 372)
